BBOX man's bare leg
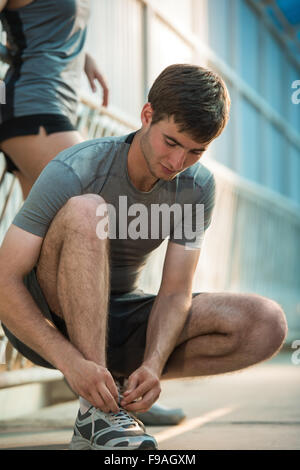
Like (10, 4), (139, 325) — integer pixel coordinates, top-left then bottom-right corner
(35, 194), (118, 411)
(162, 292), (288, 379)
(36, 194), (109, 362)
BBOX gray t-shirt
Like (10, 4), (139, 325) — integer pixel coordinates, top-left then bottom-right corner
(13, 133), (215, 293)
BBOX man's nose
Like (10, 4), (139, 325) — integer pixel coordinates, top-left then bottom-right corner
(168, 148), (185, 171)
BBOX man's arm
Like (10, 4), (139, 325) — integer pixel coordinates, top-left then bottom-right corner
(143, 241), (200, 374)
(0, 224), (119, 412)
(0, 159), (83, 368)
(0, 224), (85, 372)
(121, 241), (200, 412)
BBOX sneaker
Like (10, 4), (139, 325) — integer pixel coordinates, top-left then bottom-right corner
(69, 405), (158, 450)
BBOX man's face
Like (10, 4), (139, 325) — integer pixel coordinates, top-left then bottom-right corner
(140, 115), (209, 181)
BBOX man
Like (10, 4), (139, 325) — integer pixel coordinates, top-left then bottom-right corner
(0, 64), (287, 450)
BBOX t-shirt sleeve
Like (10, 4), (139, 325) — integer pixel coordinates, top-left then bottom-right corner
(169, 173), (216, 250)
(12, 160), (83, 238)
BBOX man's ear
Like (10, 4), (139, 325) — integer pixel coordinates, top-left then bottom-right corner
(141, 103), (153, 128)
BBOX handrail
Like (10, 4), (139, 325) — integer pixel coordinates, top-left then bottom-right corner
(0, 367), (63, 389)
(79, 95), (139, 130)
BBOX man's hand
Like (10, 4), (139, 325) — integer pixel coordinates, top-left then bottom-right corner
(64, 357), (119, 413)
(120, 365), (161, 413)
(84, 53), (109, 107)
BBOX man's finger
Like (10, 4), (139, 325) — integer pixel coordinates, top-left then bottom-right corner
(106, 374), (120, 404)
(123, 389), (159, 413)
(121, 381), (150, 406)
(89, 391), (107, 412)
(123, 374), (139, 396)
(98, 385), (119, 413)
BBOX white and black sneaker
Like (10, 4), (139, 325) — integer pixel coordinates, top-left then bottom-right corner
(69, 405), (158, 450)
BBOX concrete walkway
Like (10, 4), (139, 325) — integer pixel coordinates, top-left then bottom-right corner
(0, 351), (299, 450)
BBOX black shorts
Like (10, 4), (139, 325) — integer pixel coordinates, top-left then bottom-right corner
(0, 114), (77, 173)
(1, 267), (201, 377)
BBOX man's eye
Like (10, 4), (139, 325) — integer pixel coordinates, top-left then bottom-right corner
(165, 140), (176, 147)
(191, 151), (202, 156)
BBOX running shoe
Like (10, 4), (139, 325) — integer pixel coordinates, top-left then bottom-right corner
(69, 405), (157, 450)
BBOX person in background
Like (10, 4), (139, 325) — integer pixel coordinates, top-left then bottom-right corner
(0, 0), (108, 200)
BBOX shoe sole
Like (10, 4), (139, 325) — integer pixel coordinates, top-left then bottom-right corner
(69, 435), (157, 450)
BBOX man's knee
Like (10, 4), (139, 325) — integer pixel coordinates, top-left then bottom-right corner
(39, 194), (108, 264)
(244, 295), (288, 360)
(61, 194), (108, 241)
(258, 297), (288, 351)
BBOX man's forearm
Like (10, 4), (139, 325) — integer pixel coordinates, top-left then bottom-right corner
(142, 292), (192, 377)
(0, 277), (84, 373)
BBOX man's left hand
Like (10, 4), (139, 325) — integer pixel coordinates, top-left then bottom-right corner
(120, 365), (161, 413)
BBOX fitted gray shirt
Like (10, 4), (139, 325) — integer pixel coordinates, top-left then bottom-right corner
(13, 133), (216, 293)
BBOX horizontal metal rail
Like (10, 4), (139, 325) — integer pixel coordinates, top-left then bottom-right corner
(0, 367), (63, 389)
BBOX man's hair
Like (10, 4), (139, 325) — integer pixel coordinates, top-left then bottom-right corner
(148, 64), (231, 143)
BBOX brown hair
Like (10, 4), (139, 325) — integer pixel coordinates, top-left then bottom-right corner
(148, 64), (231, 143)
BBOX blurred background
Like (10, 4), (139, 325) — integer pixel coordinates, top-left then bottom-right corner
(0, 0), (299, 424)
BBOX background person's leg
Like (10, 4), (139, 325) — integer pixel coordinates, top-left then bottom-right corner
(1, 127), (83, 199)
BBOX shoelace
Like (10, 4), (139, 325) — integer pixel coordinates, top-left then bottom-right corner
(91, 406), (137, 436)
(104, 408), (137, 427)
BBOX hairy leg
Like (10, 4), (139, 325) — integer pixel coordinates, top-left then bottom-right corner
(162, 292), (288, 379)
(36, 194), (110, 365)
(1, 126), (83, 199)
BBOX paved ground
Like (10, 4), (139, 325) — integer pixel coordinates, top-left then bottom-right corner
(0, 351), (299, 450)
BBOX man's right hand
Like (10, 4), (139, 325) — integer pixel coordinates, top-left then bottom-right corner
(64, 358), (120, 413)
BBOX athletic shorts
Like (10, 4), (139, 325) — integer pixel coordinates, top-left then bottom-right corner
(1, 267), (201, 377)
(0, 114), (77, 173)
